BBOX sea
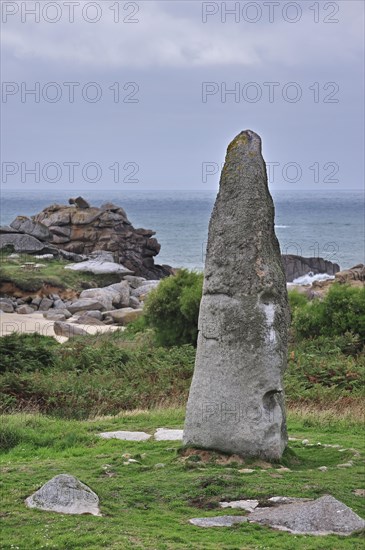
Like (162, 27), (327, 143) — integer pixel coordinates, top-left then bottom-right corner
(1, 189), (364, 279)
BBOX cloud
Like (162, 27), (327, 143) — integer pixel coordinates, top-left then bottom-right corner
(1, 0), (363, 69)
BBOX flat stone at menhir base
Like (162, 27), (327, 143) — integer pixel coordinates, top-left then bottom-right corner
(154, 428), (184, 441)
(25, 474), (100, 516)
(189, 516), (248, 528)
(248, 495), (365, 535)
(183, 130), (290, 460)
(98, 430), (151, 441)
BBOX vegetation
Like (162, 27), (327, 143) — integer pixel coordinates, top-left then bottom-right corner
(0, 408), (364, 549)
(292, 284), (365, 343)
(144, 269), (203, 346)
(0, 268), (364, 547)
(0, 250), (121, 292)
(0, 277), (364, 418)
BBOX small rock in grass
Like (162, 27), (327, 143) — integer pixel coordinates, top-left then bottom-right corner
(302, 439), (309, 446)
(189, 516), (248, 528)
(248, 495), (365, 535)
(318, 466), (328, 472)
(25, 474), (100, 516)
(220, 500), (259, 512)
(353, 489), (365, 497)
(238, 468), (254, 474)
(98, 431), (151, 441)
(154, 463), (165, 469)
(275, 467), (291, 473)
(337, 462), (353, 468)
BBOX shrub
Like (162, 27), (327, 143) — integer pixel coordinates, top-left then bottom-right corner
(0, 333), (59, 373)
(143, 269), (203, 346)
(292, 284), (365, 342)
(288, 289), (308, 312)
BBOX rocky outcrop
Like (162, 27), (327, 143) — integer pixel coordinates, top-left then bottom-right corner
(282, 255), (340, 282)
(79, 281), (130, 310)
(10, 216), (51, 241)
(0, 233), (48, 254)
(31, 200), (171, 279)
(1, 199), (172, 280)
(335, 264), (364, 284)
(183, 130), (290, 460)
(310, 264), (365, 297)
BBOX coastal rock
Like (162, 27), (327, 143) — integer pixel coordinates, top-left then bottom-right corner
(248, 495), (365, 535)
(58, 250), (87, 262)
(0, 225), (20, 233)
(38, 297), (53, 311)
(335, 264), (365, 284)
(74, 315), (106, 326)
(129, 296), (141, 309)
(102, 307), (143, 325)
(53, 321), (89, 338)
(75, 310), (102, 320)
(65, 258), (133, 276)
(282, 255), (340, 283)
(16, 305), (36, 314)
(67, 299), (106, 314)
(80, 282), (130, 310)
(0, 300), (14, 313)
(31, 201), (172, 279)
(69, 196), (90, 209)
(0, 302), (14, 313)
(25, 474), (100, 516)
(0, 233), (46, 253)
(183, 130), (290, 460)
(10, 216), (51, 242)
(53, 299), (67, 310)
(43, 311), (69, 322)
(123, 275), (147, 288)
(131, 281), (160, 299)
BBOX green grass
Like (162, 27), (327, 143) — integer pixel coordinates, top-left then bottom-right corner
(0, 408), (364, 549)
(0, 251), (121, 293)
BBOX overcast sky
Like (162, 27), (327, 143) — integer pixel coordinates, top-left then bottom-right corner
(1, 0), (364, 191)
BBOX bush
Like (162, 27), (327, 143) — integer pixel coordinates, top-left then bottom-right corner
(288, 289), (308, 312)
(144, 269), (203, 346)
(0, 333), (59, 373)
(292, 284), (365, 342)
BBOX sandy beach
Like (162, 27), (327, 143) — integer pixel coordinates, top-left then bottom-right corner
(0, 312), (120, 343)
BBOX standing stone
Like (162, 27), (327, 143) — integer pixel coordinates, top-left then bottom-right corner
(183, 130), (290, 460)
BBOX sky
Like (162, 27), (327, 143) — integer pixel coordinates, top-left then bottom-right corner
(1, 0), (364, 192)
